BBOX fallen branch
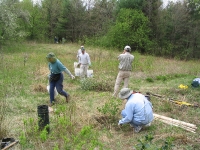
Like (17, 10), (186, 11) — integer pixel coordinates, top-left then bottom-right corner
(2, 140), (19, 150)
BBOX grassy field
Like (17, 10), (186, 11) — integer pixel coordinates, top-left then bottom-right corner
(0, 42), (200, 150)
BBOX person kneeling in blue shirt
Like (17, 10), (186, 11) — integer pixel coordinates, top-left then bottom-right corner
(118, 88), (154, 133)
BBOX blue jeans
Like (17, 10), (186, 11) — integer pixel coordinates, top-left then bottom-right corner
(49, 73), (68, 103)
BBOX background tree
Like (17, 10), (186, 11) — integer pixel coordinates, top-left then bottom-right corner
(88, 0), (117, 36)
(56, 0), (86, 43)
(106, 9), (152, 52)
(41, 0), (62, 42)
(0, 0), (29, 46)
(19, 0), (48, 41)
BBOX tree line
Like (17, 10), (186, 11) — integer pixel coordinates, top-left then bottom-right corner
(0, 0), (200, 59)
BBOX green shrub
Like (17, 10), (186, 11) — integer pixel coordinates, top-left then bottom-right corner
(97, 99), (121, 118)
(146, 78), (154, 83)
(156, 75), (167, 81)
(80, 77), (113, 92)
(134, 134), (174, 150)
(71, 126), (103, 150)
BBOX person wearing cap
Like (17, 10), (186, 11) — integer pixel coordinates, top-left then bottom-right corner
(118, 88), (153, 133)
(78, 48), (91, 78)
(113, 46), (134, 97)
(46, 52), (75, 106)
(77, 46), (84, 60)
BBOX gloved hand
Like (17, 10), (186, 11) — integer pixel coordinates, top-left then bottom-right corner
(88, 64), (91, 69)
(71, 75), (75, 79)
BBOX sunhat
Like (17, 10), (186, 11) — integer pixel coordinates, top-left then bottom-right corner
(46, 52), (56, 58)
(119, 88), (133, 99)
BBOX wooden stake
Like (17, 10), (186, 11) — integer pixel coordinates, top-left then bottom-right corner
(154, 113), (197, 129)
(155, 118), (196, 133)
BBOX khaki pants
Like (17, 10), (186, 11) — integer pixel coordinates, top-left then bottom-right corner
(80, 64), (88, 78)
(113, 70), (131, 97)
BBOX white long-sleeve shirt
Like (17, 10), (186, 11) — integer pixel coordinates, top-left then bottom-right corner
(78, 52), (91, 65)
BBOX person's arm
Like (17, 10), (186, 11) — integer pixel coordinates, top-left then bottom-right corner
(87, 54), (91, 66)
(58, 61), (75, 79)
(118, 54), (122, 61)
(47, 63), (51, 78)
(118, 103), (134, 125)
(63, 68), (72, 76)
(78, 54), (81, 65)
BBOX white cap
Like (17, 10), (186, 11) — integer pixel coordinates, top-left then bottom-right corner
(124, 45), (131, 52)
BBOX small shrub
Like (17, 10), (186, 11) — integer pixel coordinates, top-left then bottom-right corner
(156, 75), (167, 81)
(80, 78), (96, 91)
(146, 78), (154, 82)
(135, 134), (154, 150)
(80, 77), (113, 92)
(97, 99), (121, 118)
(134, 134), (174, 150)
(40, 125), (49, 142)
(71, 126), (103, 150)
(19, 132), (27, 148)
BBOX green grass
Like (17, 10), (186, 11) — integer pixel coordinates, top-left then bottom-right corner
(1, 42), (200, 149)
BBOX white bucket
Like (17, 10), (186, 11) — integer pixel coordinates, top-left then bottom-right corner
(87, 70), (93, 78)
(75, 68), (80, 76)
(74, 68), (93, 77)
(74, 62), (79, 68)
(47, 85), (58, 97)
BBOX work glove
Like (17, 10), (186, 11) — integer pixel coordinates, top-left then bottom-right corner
(71, 75), (75, 79)
(89, 64), (92, 68)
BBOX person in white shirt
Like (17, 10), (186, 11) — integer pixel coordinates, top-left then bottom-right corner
(78, 48), (91, 78)
(77, 46), (84, 60)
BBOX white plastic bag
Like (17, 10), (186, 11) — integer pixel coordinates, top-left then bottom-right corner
(74, 62), (79, 68)
(47, 85), (58, 97)
(87, 70), (93, 78)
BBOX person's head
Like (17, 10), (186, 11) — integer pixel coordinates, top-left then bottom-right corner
(81, 45), (84, 48)
(81, 47), (85, 54)
(118, 88), (133, 100)
(124, 45), (131, 52)
(46, 52), (56, 63)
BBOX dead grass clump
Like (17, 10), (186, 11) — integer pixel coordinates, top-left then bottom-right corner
(94, 116), (117, 125)
(0, 99), (8, 139)
(34, 66), (49, 80)
(33, 84), (47, 92)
